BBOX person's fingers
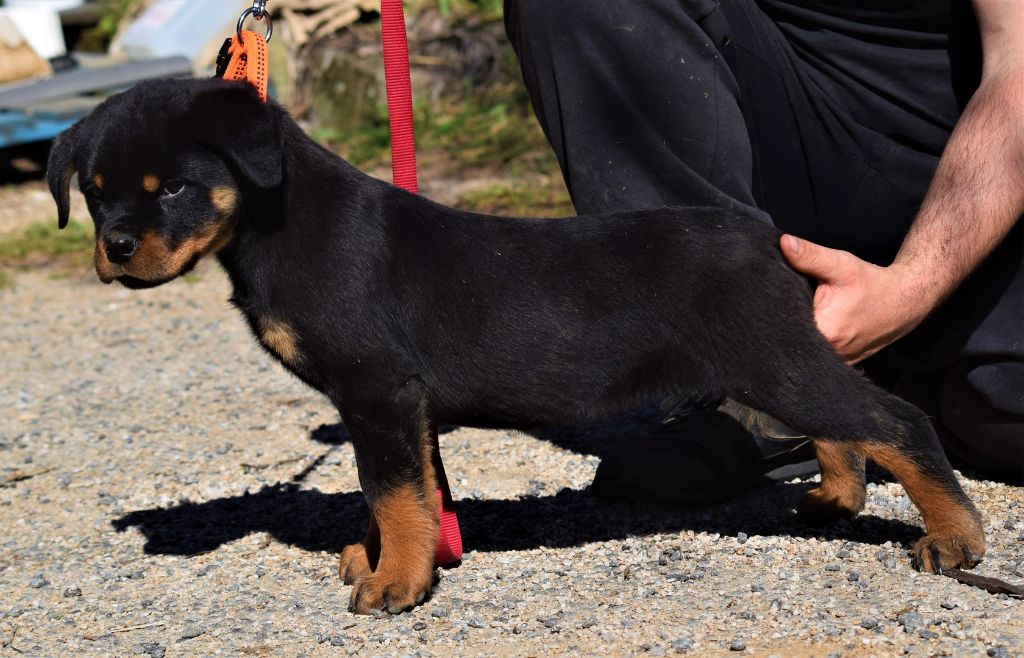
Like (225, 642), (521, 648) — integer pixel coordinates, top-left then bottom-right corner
(780, 235), (849, 282)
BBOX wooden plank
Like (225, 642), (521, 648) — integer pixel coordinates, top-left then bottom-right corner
(0, 56), (193, 110)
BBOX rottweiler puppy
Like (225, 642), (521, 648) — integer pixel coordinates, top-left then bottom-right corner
(47, 78), (985, 615)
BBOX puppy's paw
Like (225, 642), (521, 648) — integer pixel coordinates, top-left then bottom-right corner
(796, 486), (864, 526)
(912, 534), (985, 574)
(339, 543), (373, 585)
(348, 570), (433, 615)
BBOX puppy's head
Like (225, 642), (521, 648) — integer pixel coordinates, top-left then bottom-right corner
(47, 78), (283, 288)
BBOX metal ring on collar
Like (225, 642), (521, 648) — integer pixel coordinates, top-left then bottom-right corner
(237, 6), (273, 43)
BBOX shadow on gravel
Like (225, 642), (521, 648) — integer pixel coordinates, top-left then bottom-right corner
(113, 416), (922, 557)
(113, 481), (922, 558)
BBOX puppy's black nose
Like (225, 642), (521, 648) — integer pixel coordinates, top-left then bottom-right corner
(105, 234), (139, 264)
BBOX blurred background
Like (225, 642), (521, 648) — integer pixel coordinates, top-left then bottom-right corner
(0, 0), (572, 290)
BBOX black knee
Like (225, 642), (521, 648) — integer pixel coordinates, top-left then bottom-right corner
(940, 363), (1024, 483)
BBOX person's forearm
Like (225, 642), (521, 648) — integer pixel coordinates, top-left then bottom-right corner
(892, 65), (1024, 310)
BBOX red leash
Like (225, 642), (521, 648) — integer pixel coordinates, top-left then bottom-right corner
(380, 0), (463, 566)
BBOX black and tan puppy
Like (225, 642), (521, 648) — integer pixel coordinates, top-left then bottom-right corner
(48, 79), (984, 614)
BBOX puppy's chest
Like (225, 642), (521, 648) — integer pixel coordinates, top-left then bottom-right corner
(236, 301), (314, 374)
(255, 314), (304, 367)
(240, 305), (347, 392)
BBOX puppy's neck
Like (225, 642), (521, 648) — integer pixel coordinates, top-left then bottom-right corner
(216, 118), (393, 315)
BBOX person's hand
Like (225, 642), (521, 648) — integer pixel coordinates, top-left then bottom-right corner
(779, 235), (935, 364)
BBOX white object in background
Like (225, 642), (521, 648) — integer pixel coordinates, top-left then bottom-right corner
(0, 6), (67, 59)
(4, 0), (85, 11)
(112, 0), (242, 63)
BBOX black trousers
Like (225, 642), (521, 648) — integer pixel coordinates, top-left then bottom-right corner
(505, 0), (1023, 480)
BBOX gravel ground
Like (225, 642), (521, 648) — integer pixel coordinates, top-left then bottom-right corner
(2, 259), (1023, 657)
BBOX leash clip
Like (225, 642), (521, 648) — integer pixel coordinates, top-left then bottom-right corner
(237, 2), (273, 43)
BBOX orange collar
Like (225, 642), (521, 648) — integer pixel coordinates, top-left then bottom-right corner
(219, 30), (268, 102)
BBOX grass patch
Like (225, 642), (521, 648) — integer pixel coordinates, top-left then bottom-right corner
(411, 0), (503, 20)
(458, 179), (574, 217)
(0, 270), (10, 290)
(0, 220), (94, 264)
(320, 80), (559, 178)
(419, 84), (558, 173)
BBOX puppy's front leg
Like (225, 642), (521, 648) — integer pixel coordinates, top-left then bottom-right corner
(342, 378), (439, 615)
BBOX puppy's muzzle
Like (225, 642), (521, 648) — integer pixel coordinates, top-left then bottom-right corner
(104, 232), (140, 264)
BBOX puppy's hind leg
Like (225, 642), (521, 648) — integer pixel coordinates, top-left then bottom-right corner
(733, 336), (984, 573)
(797, 442), (866, 526)
(852, 399), (985, 573)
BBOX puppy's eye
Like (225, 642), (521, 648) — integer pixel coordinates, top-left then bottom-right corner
(161, 179), (186, 197)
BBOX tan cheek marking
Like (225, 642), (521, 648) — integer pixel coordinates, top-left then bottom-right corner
(142, 174), (161, 193)
(259, 317), (303, 366)
(210, 187), (239, 215)
(94, 239), (118, 283)
(92, 174), (105, 190)
(124, 219), (236, 281)
(128, 231), (175, 280)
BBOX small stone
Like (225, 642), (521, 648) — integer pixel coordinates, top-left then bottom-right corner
(827, 652), (842, 658)
(315, 633), (330, 644)
(919, 629), (939, 640)
(178, 626), (205, 641)
(431, 607), (449, 618)
(133, 644), (165, 658)
(63, 586), (82, 598)
(824, 564), (841, 572)
(672, 638), (694, 653)
(897, 612), (924, 631)
(860, 617), (878, 629)
(29, 575), (48, 589)
(846, 571), (860, 582)
(412, 622), (427, 631)
(988, 648), (1011, 658)
(729, 640), (746, 651)
(737, 532), (748, 544)
(330, 634), (345, 646)
(940, 601), (957, 610)
(581, 617), (598, 629)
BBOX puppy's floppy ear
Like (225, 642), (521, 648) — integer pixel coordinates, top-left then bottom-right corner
(47, 125), (79, 229)
(188, 82), (283, 189)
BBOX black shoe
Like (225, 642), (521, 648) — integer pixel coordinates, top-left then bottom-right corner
(591, 406), (818, 505)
